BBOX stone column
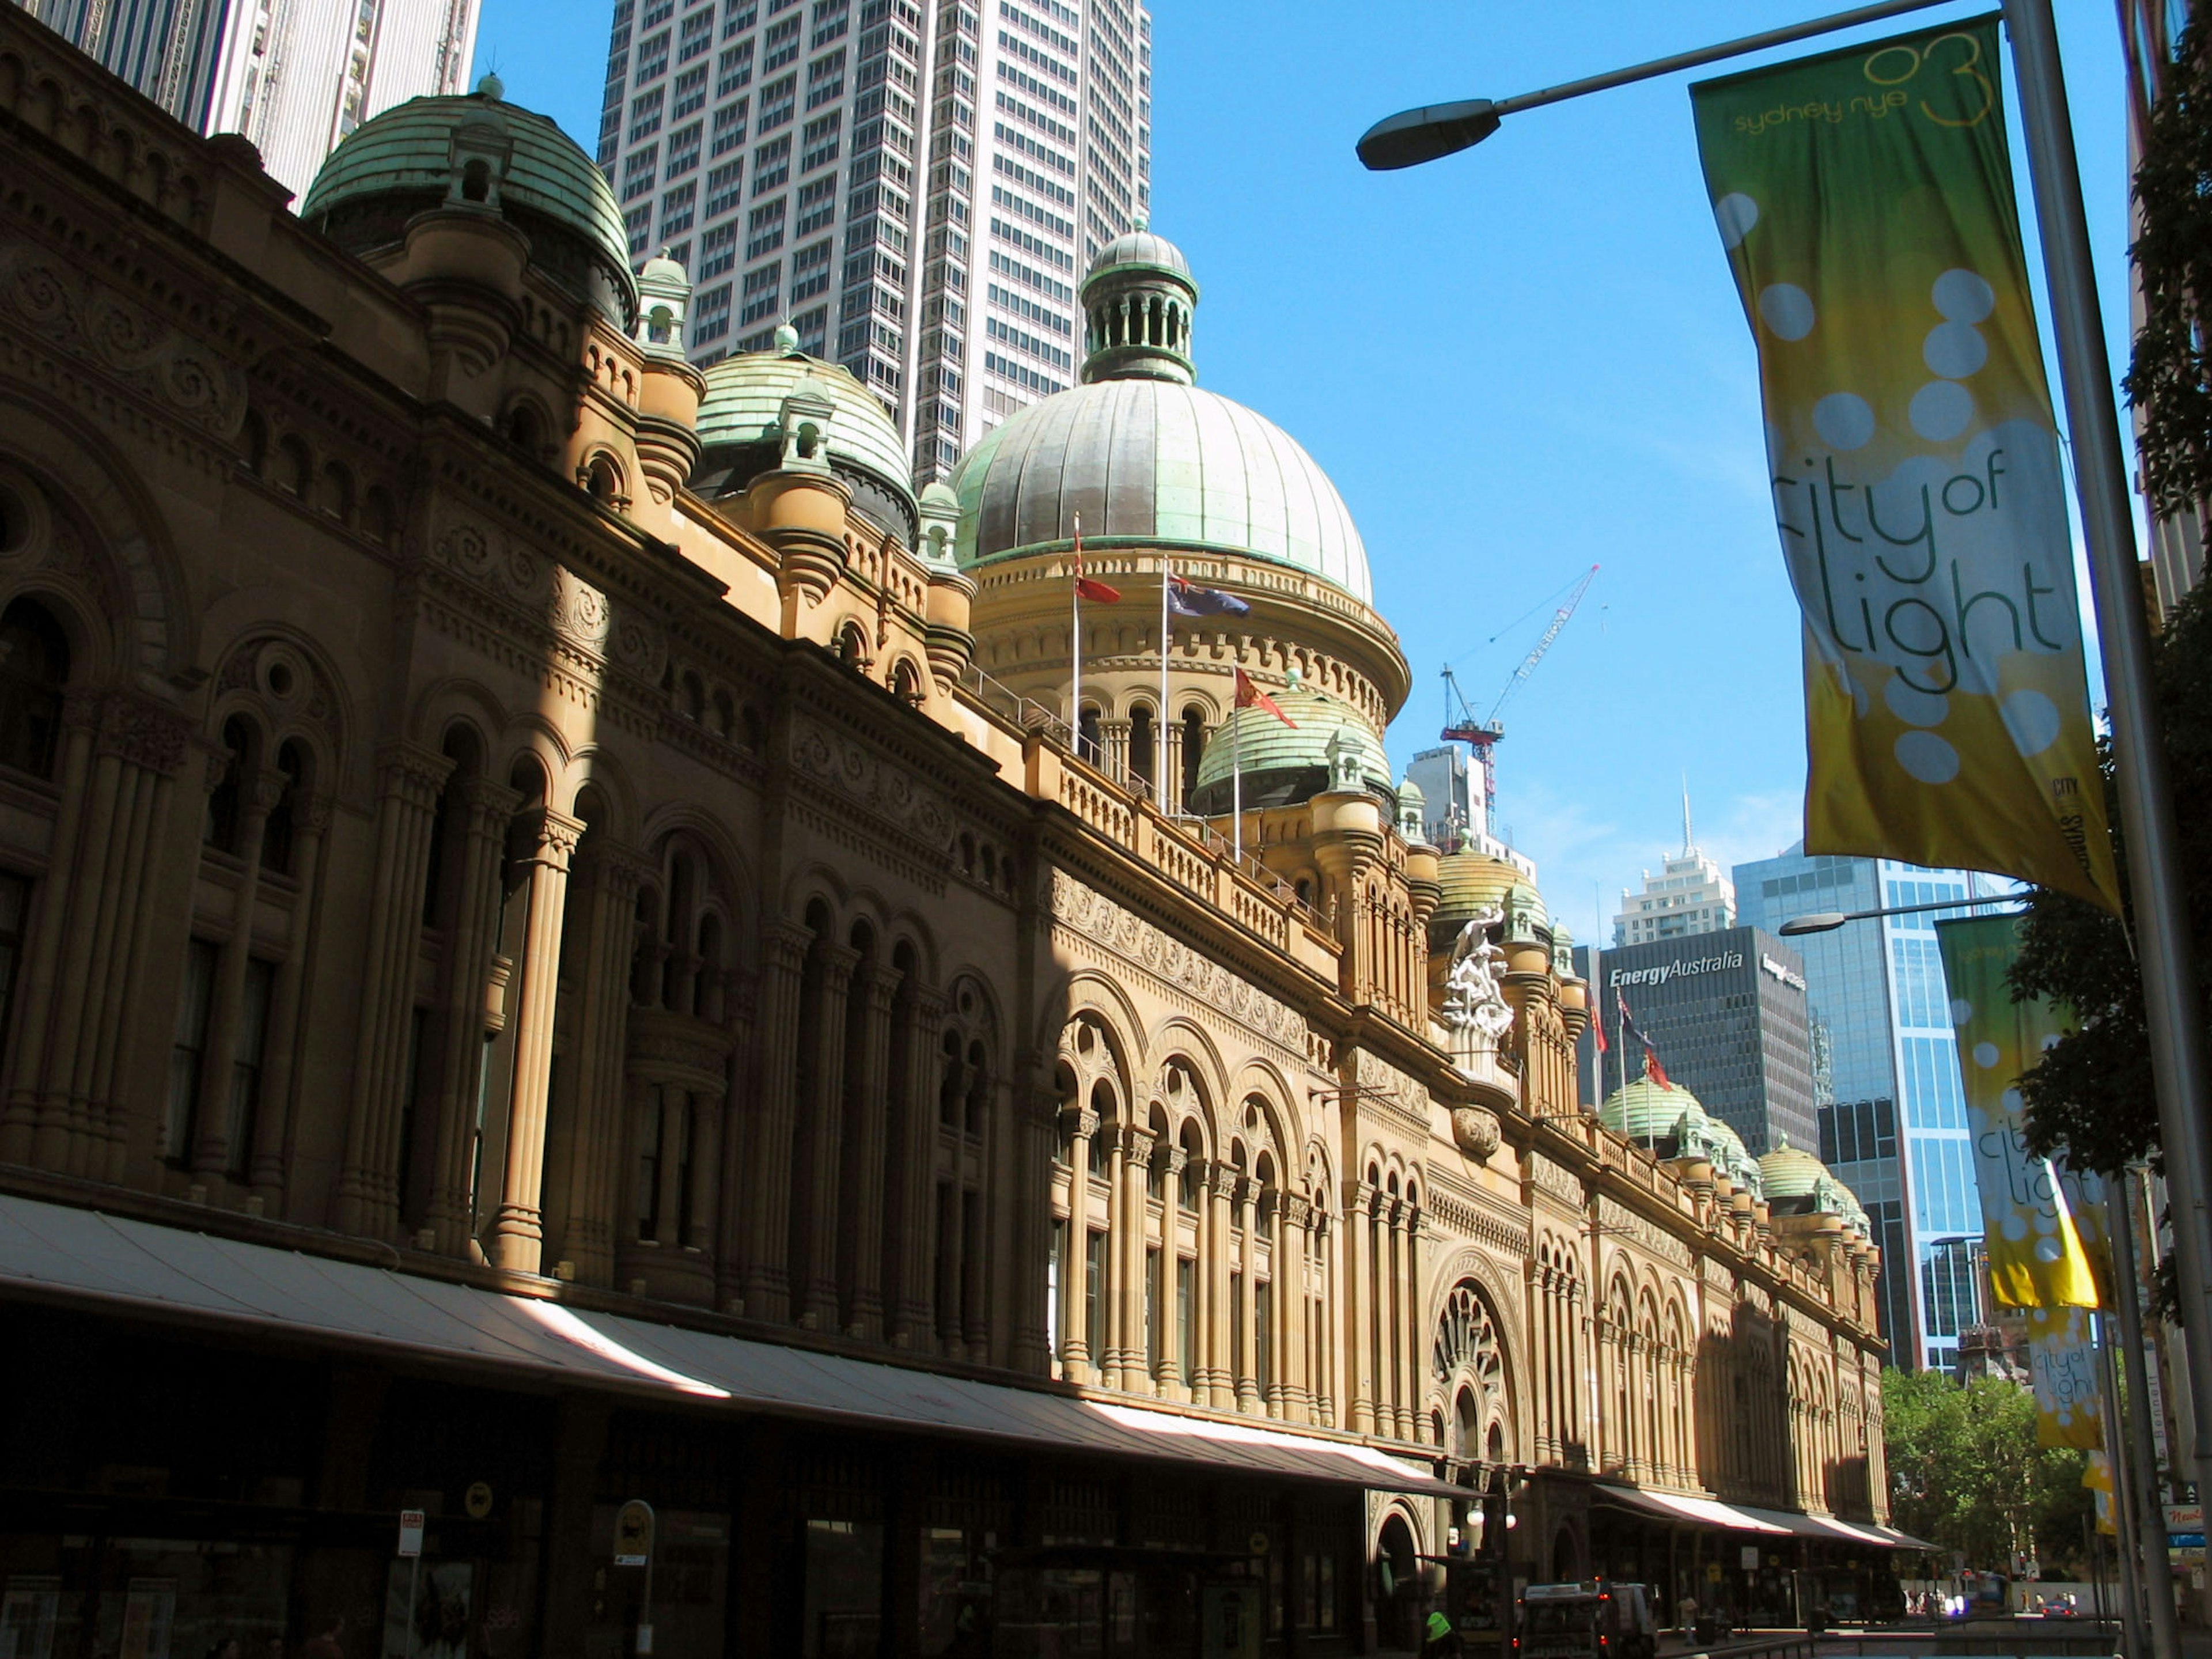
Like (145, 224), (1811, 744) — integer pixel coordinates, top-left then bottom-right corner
(1280, 1195), (1311, 1422)
(649, 1086), (689, 1245)
(246, 794), (332, 1202)
(794, 938), (859, 1329)
(1402, 1203), (1426, 1443)
(1101, 1125), (1129, 1389)
(1236, 1177), (1262, 1414)
(1011, 1066), (1060, 1373)
(890, 988), (948, 1346)
(1058, 1105), (1098, 1381)
(1123, 1127), (1155, 1393)
(1101, 719), (1131, 782)
(554, 845), (650, 1283)
(0, 694), (99, 1166)
(714, 973), (758, 1313)
(1156, 1147), (1187, 1396)
(423, 778), (522, 1252)
(488, 806), (583, 1273)
(1344, 1180), (1376, 1434)
(191, 766), (288, 1175)
(840, 963), (899, 1339)
(336, 741), (454, 1236)
(936, 1178), (966, 1353)
(741, 921), (812, 1321)
(1159, 716), (1183, 815)
(687, 1086), (722, 1258)
(1207, 1162), (1238, 1411)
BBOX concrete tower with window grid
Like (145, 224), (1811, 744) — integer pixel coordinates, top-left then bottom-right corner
(594, 0), (1149, 483)
(15, 0), (478, 199)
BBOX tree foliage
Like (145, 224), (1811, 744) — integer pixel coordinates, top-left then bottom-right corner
(2124, 21), (2212, 515)
(2012, 582), (2212, 1179)
(1883, 1368), (2092, 1571)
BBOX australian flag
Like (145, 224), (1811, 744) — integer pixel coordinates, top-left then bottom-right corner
(1166, 571), (1251, 618)
(1618, 992), (1672, 1089)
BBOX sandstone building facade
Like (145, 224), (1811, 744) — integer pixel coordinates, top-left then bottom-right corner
(0, 16), (1901, 1654)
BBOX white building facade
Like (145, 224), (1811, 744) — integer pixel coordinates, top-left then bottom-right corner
(1612, 839), (1737, 947)
(17, 0), (476, 198)
(595, 0), (1149, 482)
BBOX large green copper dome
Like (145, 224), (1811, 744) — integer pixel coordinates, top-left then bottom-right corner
(300, 76), (636, 328)
(950, 229), (1373, 603)
(692, 334), (917, 539)
(1600, 1078), (1709, 1147)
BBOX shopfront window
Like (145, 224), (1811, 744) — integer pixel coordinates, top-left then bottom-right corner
(918, 1527), (994, 1657)
(802, 1518), (881, 1657)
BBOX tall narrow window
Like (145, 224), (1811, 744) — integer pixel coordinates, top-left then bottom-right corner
(1230, 1270), (1245, 1386)
(225, 958), (275, 1176)
(1085, 1229), (1107, 1360)
(637, 1085), (664, 1239)
(0, 873), (30, 1081)
(164, 940), (218, 1162)
(1256, 1279), (1273, 1397)
(673, 1093), (696, 1240)
(1145, 1244), (1160, 1372)
(1048, 1217), (1066, 1360)
(1180, 706), (1206, 803)
(1130, 705), (1155, 793)
(0, 599), (67, 780)
(1176, 1256), (1195, 1385)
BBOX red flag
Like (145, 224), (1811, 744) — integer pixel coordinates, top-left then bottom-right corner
(1592, 1008), (1609, 1054)
(1072, 537), (1120, 605)
(1645, 1051), (1672, 1090)
(1234, 667), (1296, 728)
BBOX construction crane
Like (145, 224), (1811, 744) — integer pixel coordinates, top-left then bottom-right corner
(1440, 563), (1599, 828)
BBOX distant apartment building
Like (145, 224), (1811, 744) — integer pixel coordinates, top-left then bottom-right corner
(1405, 743), (1532, 876)
(1612, 806), (1735, 946)
(16, 0), (478, 197)
(594, 0), (1150, 482)
(1735, 844), (2005, 1373)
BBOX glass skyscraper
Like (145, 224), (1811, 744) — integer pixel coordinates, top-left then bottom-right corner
(1735, 845), (2002, 1373)
(594, 0), (1150, 482)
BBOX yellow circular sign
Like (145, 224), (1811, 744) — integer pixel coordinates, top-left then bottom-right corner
(1248, 1531), (1270, 1556)
(465, 1482), (493, 1520)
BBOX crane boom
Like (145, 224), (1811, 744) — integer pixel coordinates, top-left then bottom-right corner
(1486, 563), (1599, 724)
(1435, 564), (1599, 835)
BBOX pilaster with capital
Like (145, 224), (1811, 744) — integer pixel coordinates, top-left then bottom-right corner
(246, 793), (334, 1201)
(421, 777), (523, 1252)
(335, 741), (455, 1236)
(488, 806), (584, 1273)
(1154, 1146), (1189, 1396)
(840, 963), (900, 1339)
(1057, 1104), (1099, 1380)
(1343, 1179), (1377, 1434)
(891, 987), (950, 1345)
(1100, 1124), (1130, 1388)
(740, 920), (813, 1320)
(1206, 1160), (1239, 1411)
(551, 842), (652, 1283)
(793, 938), (861, 1329)
(1279, 1194), (1313, 1423)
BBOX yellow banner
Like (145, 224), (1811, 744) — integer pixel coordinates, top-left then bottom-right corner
(1692, 21), (2121, 909)
(1936, 914), (2105, 1306)
(2027, 1304), (2103, 1448)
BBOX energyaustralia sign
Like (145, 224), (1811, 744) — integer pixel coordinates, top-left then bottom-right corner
(1608, 949), (1747, 989)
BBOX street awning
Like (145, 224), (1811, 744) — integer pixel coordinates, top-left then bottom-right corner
(0, 1194), (1463, 1499)
(1727, 1503), (1896, 1546)
(1591, 1483), (1793, 1533)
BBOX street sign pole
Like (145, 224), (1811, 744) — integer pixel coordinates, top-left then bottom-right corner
(397, 1510), (425, 1659)
(615, 1498), (657, 1657)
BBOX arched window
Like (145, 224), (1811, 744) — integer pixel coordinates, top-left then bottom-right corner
(1433, 1281), (1508, 1461)
(1129, 704), (1155, 792)
(1077, 705), (1102, 766)
(1180, 705), (1206, 802)
(204, 715), (256, 853)
(892, 658), (923, 707)
(0, 598), (70, 779)
(276, 435), (313, 498)
(585, 453), (622, 505)
(263, 740), (306, 876)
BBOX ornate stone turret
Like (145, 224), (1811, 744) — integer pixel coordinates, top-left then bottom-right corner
(632, 253), (705, 516)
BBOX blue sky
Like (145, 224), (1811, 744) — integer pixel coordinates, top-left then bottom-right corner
(471, 1), (2142, 943)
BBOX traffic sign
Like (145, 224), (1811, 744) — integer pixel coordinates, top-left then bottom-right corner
(397, 1511), (424, 1559)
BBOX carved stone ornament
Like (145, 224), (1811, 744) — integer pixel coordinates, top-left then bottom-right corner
(0, 247), (247, 437)
(789, 714), (956, 851)
(434, 517), (665, 677)
(1451, 1105), (1502, 1162)
(1047, 871), (1305, 1051)
(1441, 904), (1514, 1045)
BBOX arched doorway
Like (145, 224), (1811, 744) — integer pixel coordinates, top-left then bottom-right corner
(1377, 1512), (1423, 1651)
(1553, 1524), (1582, 1583)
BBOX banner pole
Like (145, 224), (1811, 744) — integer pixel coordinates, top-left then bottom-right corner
(2006, 0), (2212, 1521)
(2099, 1313), (2150, 1658)
(1161, 561), (1172, 808)
(1070, 516), (1082, 756)
(2113, 1171), (2184, 1659)
(1232, 696), (1243, 864)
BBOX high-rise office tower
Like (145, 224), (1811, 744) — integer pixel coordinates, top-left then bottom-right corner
(595, 0), (1150, 482)
(1611, 799), (1735, 947)
(1735, 844), (2004, 1373)
(17, 0), (478, 198)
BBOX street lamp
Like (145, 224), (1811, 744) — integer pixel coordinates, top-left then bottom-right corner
(1776, 895), (2022, 937)
(1357, 0), (2212, 1554)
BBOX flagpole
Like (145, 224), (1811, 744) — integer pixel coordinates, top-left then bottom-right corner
(1070, 514), (1082, 757)
(1160, 560), (1172, 809)
(1232, 689), (1243, 864)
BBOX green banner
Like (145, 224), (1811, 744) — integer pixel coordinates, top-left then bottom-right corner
(1934, 912), (2105, 1308)
(1692, 20), (2120, 911)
